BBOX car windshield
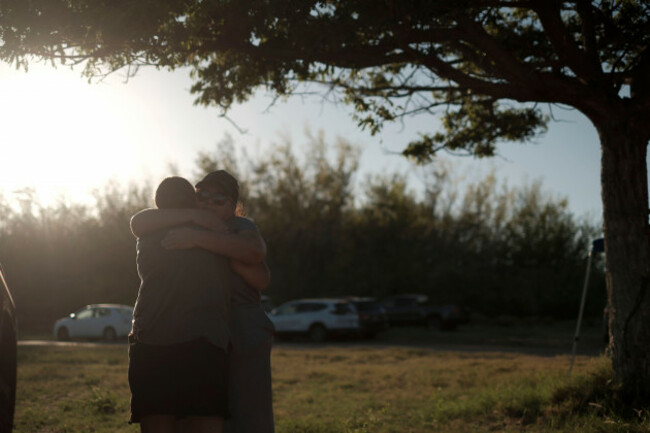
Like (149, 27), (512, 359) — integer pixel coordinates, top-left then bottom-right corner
(75, 309), (93, 320)
(275, 304), (297, 315)
(297, 303), (327, 313)
(96, 308), (111, 317)
(119, 308), (134, 316)
(333, 303), (353, 314)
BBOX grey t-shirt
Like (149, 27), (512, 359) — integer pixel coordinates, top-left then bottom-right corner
(131, 224), (231, 349)
(227, 216), (264, 307)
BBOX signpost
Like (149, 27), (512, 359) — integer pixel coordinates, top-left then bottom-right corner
(568, 238), (604, 377)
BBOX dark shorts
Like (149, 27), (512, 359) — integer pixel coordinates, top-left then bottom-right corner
(128, 337), (229, 423)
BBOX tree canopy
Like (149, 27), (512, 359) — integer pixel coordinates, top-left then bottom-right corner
(1, 1), (649, 155)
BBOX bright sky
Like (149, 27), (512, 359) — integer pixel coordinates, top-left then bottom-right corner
(0, 61), (633, 220)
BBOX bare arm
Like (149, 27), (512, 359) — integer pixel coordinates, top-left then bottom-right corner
(161, 227), (267, 264)
(130, 208), (226, 238)
(230, 260), (271, 291)
(132, 208), (267, 285)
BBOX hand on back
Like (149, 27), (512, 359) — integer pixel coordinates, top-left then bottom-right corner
(192, 209), (228, 232)
(162, 228), (201, 250)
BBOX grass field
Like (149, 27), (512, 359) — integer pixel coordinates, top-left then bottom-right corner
(12, 326), (650, 433)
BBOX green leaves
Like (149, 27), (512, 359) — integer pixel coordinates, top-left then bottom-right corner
(1, 0), (648, 158)
(403, 99), (548, 163)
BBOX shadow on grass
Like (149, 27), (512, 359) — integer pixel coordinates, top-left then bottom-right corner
(552, 364), (650, 426)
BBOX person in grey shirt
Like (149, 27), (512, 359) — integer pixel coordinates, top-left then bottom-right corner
(131, 170), (274, 433)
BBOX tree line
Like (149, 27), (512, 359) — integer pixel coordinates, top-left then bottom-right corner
(0, 134), (604, 333)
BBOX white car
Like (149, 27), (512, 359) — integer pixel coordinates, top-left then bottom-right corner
(268, 298), (359, 342)
(53, 304), (133, 341)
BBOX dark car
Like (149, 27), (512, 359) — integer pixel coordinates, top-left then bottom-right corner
(0, 264), (17, 433)
(381, 294), (468, 331)
(347, 297), (389, 338)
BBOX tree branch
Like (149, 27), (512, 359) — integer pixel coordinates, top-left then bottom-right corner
(576, 0), (603, 75)
(629, 47), (650, 100)
(455, 15), (537, 86)
(410, 47), (535, 101)
(533, 0), (603, 84)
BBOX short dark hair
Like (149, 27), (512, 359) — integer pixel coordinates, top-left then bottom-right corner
(195, 170), (239, 202)
(155, 177), (197, 209)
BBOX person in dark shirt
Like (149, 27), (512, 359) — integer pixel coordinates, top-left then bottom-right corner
(129, 176), (269, 433)
(131, 170), (274, 433)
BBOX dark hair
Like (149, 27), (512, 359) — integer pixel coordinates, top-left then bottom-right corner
(195, 170), (239, 203)
(155, 177), (197, 209)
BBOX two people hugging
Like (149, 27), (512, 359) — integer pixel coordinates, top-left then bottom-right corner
(128, 170), (274, 433)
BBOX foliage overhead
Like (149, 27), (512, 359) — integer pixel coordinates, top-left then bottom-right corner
(2, 1), (649, 159)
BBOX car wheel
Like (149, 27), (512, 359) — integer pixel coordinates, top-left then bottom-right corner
(57, 327), (70, 341)
(426, 316), (443, 331)
(103, 327), (117, 342)
(308, 324), (327, 343)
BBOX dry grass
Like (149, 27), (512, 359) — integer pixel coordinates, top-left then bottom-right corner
(271, 347), (612, 433)
(12, 341), (649, 433)
(15, 344), (133, 433)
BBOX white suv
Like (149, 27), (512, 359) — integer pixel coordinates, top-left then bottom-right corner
(53, 304), (133, 341)
(268, 299), (359, 342)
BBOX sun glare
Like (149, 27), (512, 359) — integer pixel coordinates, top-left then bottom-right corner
(0, 64), (154, 207)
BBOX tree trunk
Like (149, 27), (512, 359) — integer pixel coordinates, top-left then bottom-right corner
(599, 117), (650, 406)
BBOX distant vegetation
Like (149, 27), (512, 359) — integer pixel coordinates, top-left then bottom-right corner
(0, 133), (604, 333)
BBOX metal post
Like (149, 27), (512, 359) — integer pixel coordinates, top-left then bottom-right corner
(568, 250), (594, 377)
